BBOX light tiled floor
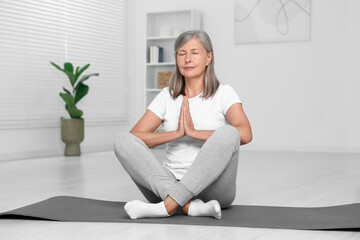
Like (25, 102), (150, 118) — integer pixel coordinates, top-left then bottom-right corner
(0, 149), (359, 240)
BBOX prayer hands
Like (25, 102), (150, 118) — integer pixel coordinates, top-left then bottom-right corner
(176, 96), (195, 138)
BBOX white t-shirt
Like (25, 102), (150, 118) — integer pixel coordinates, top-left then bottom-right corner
(147, 84), (242, 179)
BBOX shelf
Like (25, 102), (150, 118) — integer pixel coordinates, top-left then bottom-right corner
(147, 62), (175, 66)
(146, 88), (162, 92)
(147, 36), (178, 40)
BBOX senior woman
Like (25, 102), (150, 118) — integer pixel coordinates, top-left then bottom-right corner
(114, 30), (252, 219)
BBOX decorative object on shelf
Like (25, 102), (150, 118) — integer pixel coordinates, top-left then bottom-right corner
(157, 71), (173, 88)
(150, 46), (164, 63)
(50, 62), (99, 156)
(172, 28), (184, 37)
(159, 27), (172, 37)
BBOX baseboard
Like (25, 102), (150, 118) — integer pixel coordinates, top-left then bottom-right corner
(82, 144), (114, 153)
(0, 144), (113, 162)
(0, 148), (63, 162)
(242, 144), (360, 154)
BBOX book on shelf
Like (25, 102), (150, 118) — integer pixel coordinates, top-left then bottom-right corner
(150, 46), (164, 63)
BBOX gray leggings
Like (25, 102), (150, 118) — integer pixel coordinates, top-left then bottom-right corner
(113, 124), (240, 208)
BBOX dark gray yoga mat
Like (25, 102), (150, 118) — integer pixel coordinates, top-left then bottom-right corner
(1, 196), (360, 230)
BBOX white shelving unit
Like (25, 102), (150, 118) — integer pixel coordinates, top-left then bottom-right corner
(145, 9), (202, 110)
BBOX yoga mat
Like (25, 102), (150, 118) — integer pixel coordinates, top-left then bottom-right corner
(1, 196), (360, 230)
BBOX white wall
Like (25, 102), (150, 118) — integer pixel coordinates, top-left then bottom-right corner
(129, 0), (360, 153)
(1, 0), (358, 161)
(0, 125), (130, 161)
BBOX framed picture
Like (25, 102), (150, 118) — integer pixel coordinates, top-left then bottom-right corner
(234, 0), (311, 43)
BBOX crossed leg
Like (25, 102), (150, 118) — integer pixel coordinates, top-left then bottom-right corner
(113, 125), (240, 219)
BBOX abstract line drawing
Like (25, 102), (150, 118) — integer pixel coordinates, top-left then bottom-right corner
(234, 0), (311, 43)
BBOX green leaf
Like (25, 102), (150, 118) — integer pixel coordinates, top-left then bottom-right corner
(75, 64), (90, 80)
(64, 62), (74, 73)
(50, 62), (64, 72)
(64, 62), (76, 86)
(63, 87), (71, 95)
(59, 92), (75, 108)
(75, 66), (80, 75)
(74, 83), (89, 104)
(60, 93), (83, 118)
(66, 104), (83, 118)
(76, 73), (99, 89)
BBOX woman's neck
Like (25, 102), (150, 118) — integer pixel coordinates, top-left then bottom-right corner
(183, 77), (204, 98)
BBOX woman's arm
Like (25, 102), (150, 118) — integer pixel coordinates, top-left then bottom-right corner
(226, 103), (252, 145)
(130, 110), (183, 148)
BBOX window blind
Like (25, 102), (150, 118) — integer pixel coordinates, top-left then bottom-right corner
(0, 0), (128, 129)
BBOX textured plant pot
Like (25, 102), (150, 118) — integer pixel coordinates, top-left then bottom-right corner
(61, 117), (84, 156)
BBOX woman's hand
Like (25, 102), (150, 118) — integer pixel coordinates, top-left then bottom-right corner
(176, 97), (186, 137)
(183, 97), (196, 138)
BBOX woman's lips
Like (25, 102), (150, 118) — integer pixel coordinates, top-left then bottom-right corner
(184, 67), (194, 70)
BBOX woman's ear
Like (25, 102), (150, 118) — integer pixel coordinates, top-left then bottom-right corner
(206, 52), (213, 66)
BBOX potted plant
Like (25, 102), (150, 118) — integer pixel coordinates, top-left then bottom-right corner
(50, 62), (99, 156)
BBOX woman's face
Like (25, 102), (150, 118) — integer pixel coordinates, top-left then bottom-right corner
(176, 38), (213, 80)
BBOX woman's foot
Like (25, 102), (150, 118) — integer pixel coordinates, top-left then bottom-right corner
(124, 200), (170, 219)
(187, 199), (222, 219)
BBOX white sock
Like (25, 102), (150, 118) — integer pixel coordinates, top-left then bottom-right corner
(187, 199), (222, 219)
(124, 200), (170, 219)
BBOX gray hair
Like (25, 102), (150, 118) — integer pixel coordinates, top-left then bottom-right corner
(168, 30), (219, 99)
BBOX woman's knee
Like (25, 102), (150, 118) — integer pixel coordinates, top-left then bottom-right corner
(114, 132), (130, 151)
(216, 125), (241, 146)
(113, 132), (138, 161)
